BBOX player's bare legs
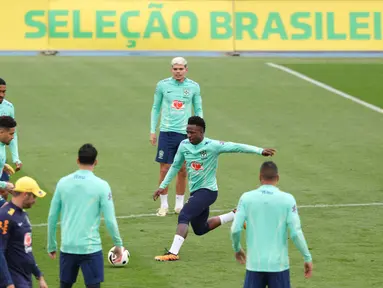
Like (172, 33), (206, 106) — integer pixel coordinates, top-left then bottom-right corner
(154, 188), (237, 261)
(154, 211), (236, 262)
(159, 163), (170, 194)
(206, 216), (223, 231)
(157, 162), (186, 216)
(176, 223), (189, 238)
(175, 163), (187, 213)
(173, 216), (223, 238)
(157, 163), (171, 216)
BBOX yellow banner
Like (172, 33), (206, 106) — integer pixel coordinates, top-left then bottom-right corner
(0, 0), (382, 51)
(235, 1), (383, 51)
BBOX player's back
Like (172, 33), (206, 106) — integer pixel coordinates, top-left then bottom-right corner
(56, 170), (110, 254)
(242, 184), (295, 272)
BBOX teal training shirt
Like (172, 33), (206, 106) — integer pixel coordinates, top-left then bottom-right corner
(47, 170), (123, 254)
(0, 99), (20, 164)
(150, 77), (203, 135)
(159, 137), (264, 193)
(231, 185), (312, 272)
(0, 143), (7, 190)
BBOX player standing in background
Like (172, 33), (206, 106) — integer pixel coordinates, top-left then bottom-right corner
(0, 176), (48, 288)
(0, 78), (23, 176)
(153, 116), (276, 261)
(150, 57), (203, 217)
(231, 161), (313, 288)
(0, 116), (19, 208)
(47, 143), (124, 288)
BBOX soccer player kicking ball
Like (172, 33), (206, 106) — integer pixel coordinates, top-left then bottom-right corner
(150, 57), (203, 216)
(231, 161), (313, 288)
(153, 116), (276, 261)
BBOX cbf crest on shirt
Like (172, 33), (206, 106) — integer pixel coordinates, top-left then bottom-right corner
(159, 137), (264, 193)
(164, 82), (195, 113)
(150, 77), (203, 135)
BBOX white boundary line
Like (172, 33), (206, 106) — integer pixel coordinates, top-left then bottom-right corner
(266, 62), (383, 114)
(32, 202), (383, 228)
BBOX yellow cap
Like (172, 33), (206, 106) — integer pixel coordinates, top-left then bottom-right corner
(13, 176), (46, 198)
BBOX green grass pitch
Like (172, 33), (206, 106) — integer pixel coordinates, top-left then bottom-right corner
(0, 56), (382, 287)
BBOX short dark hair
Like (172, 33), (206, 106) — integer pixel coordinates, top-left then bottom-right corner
(0, 78), (6, 85)
(260, 161), (278, 180)
(0, 116), (16, 129)
(188, 116), (206, 132)
(78, 143), (98, 165)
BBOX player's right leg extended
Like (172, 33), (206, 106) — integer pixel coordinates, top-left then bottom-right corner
(155, 189), (234, 261)
(154, 189), (216, 261)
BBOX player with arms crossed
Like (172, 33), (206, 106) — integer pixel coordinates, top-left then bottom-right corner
(150, 57), (203, 216)
(47, 144), (124, 288)
(231, 161), (313, 288)
(153, 116), (276, 261)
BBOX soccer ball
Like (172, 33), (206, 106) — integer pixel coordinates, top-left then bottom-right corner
(107, 246), (130, 266)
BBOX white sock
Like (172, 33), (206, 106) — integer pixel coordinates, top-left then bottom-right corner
(169, 235), (185, 255)
(175, 195), (184, 209)
(219, 211), (235, 225)
(160, 194), (169, 209)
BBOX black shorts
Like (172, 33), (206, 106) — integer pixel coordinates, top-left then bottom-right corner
(178, 189), (218, 235)
(155, 131), (187, 164)
(243, 269), (290, 288)
(60, 251), (104, 286)
(0, 172), (9, 182)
